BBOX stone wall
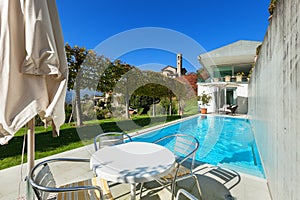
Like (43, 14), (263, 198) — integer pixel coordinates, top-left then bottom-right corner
(248, 0), (300, 199)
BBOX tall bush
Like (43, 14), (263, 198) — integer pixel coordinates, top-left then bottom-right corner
(268, 0), (277, 15)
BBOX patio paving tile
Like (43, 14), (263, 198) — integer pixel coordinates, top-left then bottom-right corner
(0, 145), (271, 200)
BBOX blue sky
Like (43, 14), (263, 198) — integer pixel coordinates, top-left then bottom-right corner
(56, 0), (270, 72)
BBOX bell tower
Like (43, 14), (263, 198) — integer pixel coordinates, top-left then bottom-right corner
(177, 53), (182, 77)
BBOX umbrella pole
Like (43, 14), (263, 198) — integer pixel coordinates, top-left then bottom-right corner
(27, 118), (35, 173)
(26, 118), (35, 200)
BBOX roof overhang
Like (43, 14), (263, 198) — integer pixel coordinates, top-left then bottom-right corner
(199, 40), (261, 68)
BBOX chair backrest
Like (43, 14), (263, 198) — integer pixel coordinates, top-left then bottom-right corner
(29, 158), (103, 200)
(94, 132), (132, 151)
(229, 105), (238, 114)
(32, 164), (56, 200)
(202, 166), (241, 190)
(154, 134), (199, 166)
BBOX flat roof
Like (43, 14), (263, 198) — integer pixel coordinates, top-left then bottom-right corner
(199, 40), (261, 67)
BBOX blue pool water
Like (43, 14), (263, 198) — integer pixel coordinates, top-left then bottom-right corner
(132, 115), (265, 178)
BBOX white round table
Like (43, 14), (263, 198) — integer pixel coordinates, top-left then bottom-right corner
(90, 142), (175, 200)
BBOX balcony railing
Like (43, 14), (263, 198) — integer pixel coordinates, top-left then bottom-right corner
(213, 76), (249, 83)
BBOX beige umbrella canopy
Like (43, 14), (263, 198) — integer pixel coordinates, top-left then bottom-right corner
(0, 0), (67, 172)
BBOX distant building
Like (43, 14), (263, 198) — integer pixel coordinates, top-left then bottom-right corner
(92, 95), (107, 106)
(176, 53), (183, 77)
(161, 53), (186, 78)
(161, 65), (178, 78)
(197, 40), (261, 114)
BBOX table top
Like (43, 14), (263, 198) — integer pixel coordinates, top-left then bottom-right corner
(90, 142), (175, 183)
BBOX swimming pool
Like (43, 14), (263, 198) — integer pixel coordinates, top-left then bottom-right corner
(132, 115), (265, 178)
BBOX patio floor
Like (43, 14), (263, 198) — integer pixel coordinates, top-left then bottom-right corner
(0, 145), (271, 200)
(106, 164), (271, 200)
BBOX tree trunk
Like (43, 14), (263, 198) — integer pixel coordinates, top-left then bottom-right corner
(75, 82), (83, 126)
(125, 89), (130, 119)
(152, 98), (156, 117)
(169, 92), (172, 115)
(68, 109), (73, 124)
(178, 97), (181, 115)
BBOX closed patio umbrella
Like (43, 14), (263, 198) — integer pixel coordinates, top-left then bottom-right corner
(0, 0), (67, 193)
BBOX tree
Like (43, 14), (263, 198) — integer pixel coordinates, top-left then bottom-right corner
(83, 59), (132, 118)
(131, 83), (168, 116)
(83, 50), (111, 91)
(96, 60), (133, 94)
(178, 72), (198, 95)
(66, 45), (135, 122)
(65, 43), (88, 126)
(94, 60), (133, 118)
(130, 95), (160, 115)
(114, 69), (186, 118)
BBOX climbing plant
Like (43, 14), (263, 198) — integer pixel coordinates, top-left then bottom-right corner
(268, 0), (277, 15)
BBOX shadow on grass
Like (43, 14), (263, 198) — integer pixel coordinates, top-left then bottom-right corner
(0, 127), (82, 159)
(0, 114), (191, 169)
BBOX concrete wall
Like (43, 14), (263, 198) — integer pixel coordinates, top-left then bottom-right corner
(248, 0), (300, 199)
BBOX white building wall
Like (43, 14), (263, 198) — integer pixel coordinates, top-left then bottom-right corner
(197, 85), (216, 113)
(236, 84), (248, 97)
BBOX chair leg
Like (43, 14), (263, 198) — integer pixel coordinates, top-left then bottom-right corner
(171, 180), (177, 200)
(172, 175), (202, 200)
(192, 174), (202, 200)
(139, 182), (144, 199)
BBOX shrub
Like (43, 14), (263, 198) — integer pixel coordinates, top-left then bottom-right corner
(268, 0), (277, 15)
(198, 92), (212, 107)
(96, 108), (111, 119)
(81, 101), (96, 120)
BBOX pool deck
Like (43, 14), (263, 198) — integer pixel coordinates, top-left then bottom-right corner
(0, 144), (271, 200)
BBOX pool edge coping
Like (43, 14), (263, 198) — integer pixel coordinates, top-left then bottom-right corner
(130, 113), (249, 138)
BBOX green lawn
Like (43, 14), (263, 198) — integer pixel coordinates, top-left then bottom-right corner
(0, 114), (193, 170)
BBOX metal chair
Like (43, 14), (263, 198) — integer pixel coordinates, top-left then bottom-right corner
(29, 158), (111, 200)
(92, 132), (132, 199)
(140, 134), (202, 200)
(93, 132), (132, 151)
(228, 105), (238, 115)
(199, 165), (241, 190)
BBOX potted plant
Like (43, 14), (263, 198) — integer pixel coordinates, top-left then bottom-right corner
(224, 75), (231, 82)
(236, 72), (245, 82)
(198, 92), (212, 114)
(213, 77), (219, 82)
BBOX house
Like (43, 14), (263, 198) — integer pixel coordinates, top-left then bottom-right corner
(197, 40), (261, 114)
(161, 65), (178, 78)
